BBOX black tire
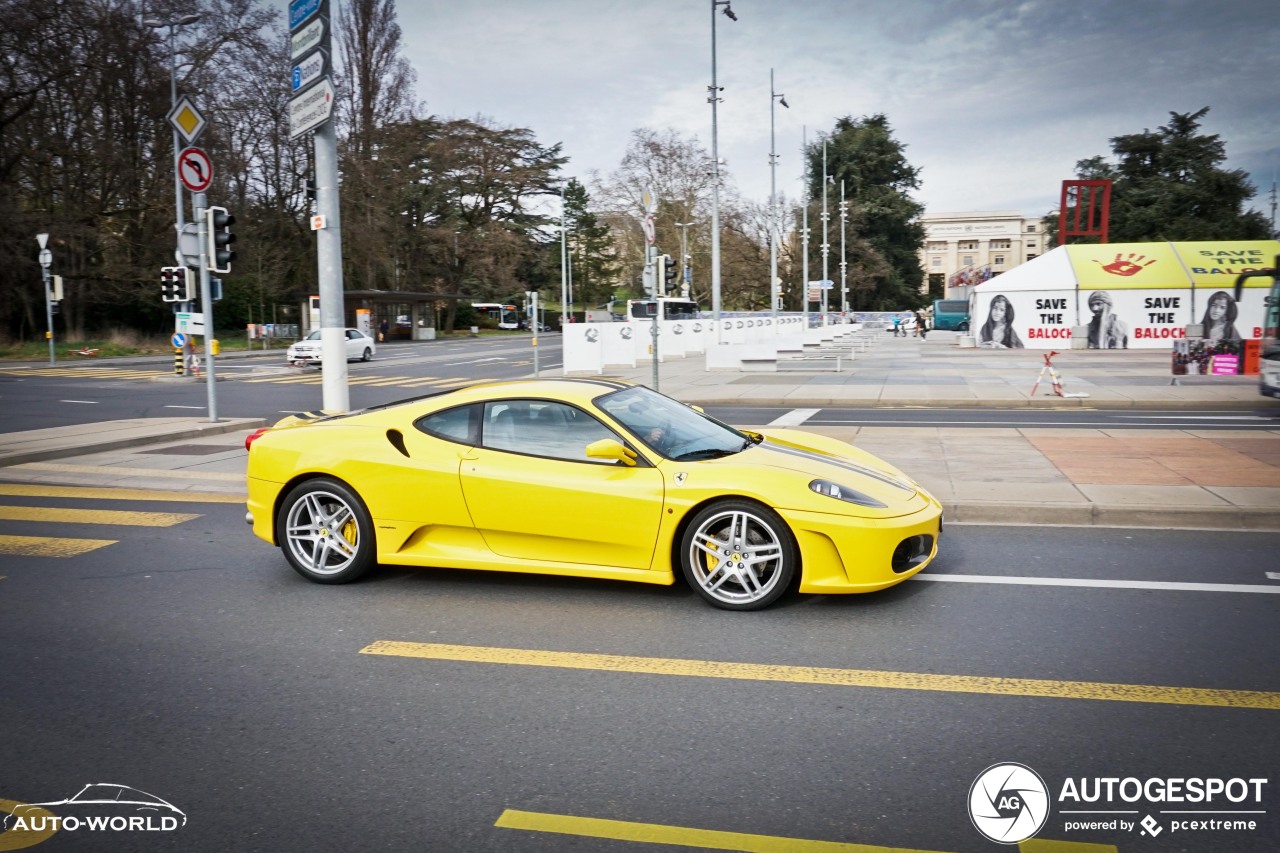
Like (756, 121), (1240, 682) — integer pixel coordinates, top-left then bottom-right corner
(678, 499), (798, 610)
(361, 348), (373, 362)
(276, 477), (376, 584)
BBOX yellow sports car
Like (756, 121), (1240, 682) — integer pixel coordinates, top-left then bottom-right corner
(244, 379), (941, 610)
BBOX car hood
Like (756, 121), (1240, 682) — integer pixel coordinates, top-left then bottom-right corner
(709, 428), (930, 515)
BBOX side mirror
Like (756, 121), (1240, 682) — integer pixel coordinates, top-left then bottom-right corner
(585, 438), (638, 467)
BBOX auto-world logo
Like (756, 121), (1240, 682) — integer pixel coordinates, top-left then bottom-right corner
(2, 783), (185, 842)
(969, 763), (1050, 843)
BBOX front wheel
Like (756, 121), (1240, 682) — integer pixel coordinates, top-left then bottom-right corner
(361, 348), (373, 362)
(277, 478), (376, 583)
(679, 500), (798, 610)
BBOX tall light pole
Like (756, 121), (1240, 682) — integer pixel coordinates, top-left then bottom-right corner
(801, 126), (810, 329)
(559, 182), (569, 331)
(709, 0), (736, 323)
(821, 138), (830, 322)
(769, 69), (788, 320)
(675, 222), (694, 298)
(839, 180), (848, 314)
(144, 13), (200, 254)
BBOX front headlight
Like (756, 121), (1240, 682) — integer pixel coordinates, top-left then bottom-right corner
(809, 479), (887, 508)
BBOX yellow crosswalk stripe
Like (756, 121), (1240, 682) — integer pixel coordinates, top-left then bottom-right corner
(361, 642), (1280, 711)
(0, 506), (199, 526)
(0, 367), (166, 379)
(0, 534), (116, 557)
(0, 485), (242, 503)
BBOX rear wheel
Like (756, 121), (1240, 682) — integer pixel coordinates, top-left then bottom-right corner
(679, 500), (797, 610)
(277, 478), (375, 583)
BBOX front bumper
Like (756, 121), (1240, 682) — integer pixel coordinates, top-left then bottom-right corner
(781, 498), (943, 594)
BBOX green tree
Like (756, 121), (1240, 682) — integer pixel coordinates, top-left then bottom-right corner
(1045, 107), (1271, 246)
(805, 115), (925, 311)
(563, 178), (619, 308)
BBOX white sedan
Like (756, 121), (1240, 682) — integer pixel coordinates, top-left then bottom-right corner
(286, 328), (376, 365)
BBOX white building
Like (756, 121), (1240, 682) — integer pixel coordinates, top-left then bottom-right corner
(919, 211), (1047, 298)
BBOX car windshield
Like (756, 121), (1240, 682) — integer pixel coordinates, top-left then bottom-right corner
(596, 385), (753, 460)
(303, 330), (322, 341)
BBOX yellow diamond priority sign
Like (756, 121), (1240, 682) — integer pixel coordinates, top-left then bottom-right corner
(167, 96), (206, 145)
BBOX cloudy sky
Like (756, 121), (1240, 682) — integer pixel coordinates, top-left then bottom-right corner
(394, 0), (1280, 221)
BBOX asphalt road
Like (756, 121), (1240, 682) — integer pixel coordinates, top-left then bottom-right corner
(5, 335), (1279, 433)
(1, 488), (1276, 853)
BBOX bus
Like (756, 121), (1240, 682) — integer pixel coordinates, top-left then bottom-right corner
(627, 298), (701, 320)
(931, 298), (971, 332)
(1233, 259), (1280, 398)
(471, 303), (520, 330)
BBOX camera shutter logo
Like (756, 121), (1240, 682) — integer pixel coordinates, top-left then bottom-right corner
(969, 762), (1050, 843)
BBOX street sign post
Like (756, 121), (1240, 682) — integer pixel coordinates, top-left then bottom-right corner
(178, 147), (213, 192)
(291, 48), (327, 92)
(288, 76), (335, 139)
(166, 96), (206, 145)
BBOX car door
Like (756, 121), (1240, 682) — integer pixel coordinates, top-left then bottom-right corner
(459, 399), (665, 569)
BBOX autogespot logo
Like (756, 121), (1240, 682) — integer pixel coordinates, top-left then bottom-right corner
(969, 763), (1050, 844)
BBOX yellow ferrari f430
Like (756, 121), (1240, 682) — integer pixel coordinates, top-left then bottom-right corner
(245, 379), (942, 610)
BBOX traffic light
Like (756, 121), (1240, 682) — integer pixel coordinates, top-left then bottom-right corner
(160, 266), (182, 302)
(161, 266), (194, 302)
(206, 206), (236, 273)
(662, 254), (677, 293)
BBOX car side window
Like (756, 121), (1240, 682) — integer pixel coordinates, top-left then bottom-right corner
(414, 404), (479, 445)
(482, 400), (620, 463)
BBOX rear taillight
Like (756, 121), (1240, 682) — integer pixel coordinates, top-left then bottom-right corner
(244, 428), (270, 451)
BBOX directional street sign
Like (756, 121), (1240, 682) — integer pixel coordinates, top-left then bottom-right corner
(178, 147), (213, 192)
(289, 0), (323, 30)
(291, 48), (327, 92)
(172, 333), (187, 349)
(288, 76), (335, 138)
(290, 16), (325, 60)
(167, 96), (206, 145)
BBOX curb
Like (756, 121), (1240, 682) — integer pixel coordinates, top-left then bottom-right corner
(0, 418), (266, 468)
(945, 502), (1280, 531)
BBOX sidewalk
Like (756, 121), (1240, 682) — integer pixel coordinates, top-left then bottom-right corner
(0, 332), (1277, 530)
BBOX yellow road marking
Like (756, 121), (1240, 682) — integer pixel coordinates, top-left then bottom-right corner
(0, 506), (197, 526)
(0, 484), (242, 503)
(0, 535), (115, 557)
(495, 811), (1116, 853)
(0, 798), (57, 850)
(496, 809), (942, 852)
(10, 463), (242, 482)
(361, 642), (1280, 710)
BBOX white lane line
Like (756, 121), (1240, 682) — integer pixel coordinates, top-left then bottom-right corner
(60, 400), (99, 404)
(1117, 414), (1270, 420)
(164, 405), (205, 409)
(767, 408), (820, 427)
(914, 573), (1280, 594)
(811, 419), (1275, 428)
(1266, 572), (1280, 581)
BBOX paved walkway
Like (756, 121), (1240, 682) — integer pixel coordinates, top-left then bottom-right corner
(0, 331), (1277, 530)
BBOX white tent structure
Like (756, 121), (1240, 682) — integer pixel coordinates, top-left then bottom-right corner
(972, 240), (1279, 349)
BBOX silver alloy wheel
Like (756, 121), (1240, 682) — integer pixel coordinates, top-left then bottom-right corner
(686, 507), (786, 606)
(284, 488), (361, 577)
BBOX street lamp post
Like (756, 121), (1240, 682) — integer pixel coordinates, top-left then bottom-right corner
(675, 222), (694, 298)
(821, 139), (830, 322)
(769, 69), (788, 320)
(560, 182), (568, 333)
(36, 233), (54, 365)
(839, 180), (848, 313)
(801, 126), (810, 329)
(144, 13), (200, 258)
(709, 0), (736, 324)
